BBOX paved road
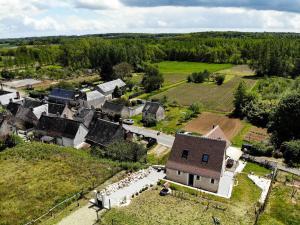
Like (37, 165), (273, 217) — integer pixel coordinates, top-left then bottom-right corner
(123, 124), (175, 147)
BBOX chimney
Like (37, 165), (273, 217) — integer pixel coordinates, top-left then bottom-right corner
(16, 92), (20, 99)
(56, 112), (60, 117)
(119, 118), (123, 126)
(42, 111), (46, 116)
(29, 107), (33, 112)
(9, 98), (13, 103)
(63, 114), (67, 118)
(213, 124), (216, 129)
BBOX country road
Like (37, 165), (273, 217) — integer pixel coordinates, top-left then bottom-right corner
(123, 124), (175, 147)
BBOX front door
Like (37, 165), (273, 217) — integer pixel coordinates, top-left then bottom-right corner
(188, 174), (194, 186)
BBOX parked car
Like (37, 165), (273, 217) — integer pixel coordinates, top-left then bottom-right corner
(123, 119), (134, 125)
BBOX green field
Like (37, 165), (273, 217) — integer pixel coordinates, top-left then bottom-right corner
(99, 162), (268, 225)
(0, 142), (121, 225)
(154, 61), (232, 85)
(258, 171), (300, 225)
(152, 76), (257, 112)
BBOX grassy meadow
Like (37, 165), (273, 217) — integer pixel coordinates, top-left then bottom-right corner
(155, 61), (232, 85)
(0, 142), (121, 225)
(152, 76), (257, 112)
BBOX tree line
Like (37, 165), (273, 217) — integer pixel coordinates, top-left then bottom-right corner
(1, 33), (300, 80)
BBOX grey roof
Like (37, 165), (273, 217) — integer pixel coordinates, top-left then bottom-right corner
(102, 101), (125, 114)
(143, 102), (163, 114)
(85, 119), (125, 147)
(97, 79), (126, 93)
(48, 103), (66, 115)
(23, 98), (43, 108)
(74, 108), (95, 127)
(86, 90), (105, 101)
(0, 92), (23, 105)
(37, 115), (81, 139)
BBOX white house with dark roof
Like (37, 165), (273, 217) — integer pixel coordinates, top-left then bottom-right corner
(96, 79), (126, 98)
(166, 126), (230, 193)
(79, 90), (105, 109)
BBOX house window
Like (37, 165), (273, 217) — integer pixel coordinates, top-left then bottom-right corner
(177, 170), (181, 175)
(211, 178), (215, 184)
(202, 154), (209, 163)
(181, 150), (189, 159)
(196, 175), (201, 180)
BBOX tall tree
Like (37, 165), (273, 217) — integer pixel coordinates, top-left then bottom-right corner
(141, 65), (164, 92)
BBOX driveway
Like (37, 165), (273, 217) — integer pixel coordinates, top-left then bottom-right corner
(123, 124), (175, 147)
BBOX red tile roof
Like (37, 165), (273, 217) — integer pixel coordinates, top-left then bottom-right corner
(204, 125), (231, 148)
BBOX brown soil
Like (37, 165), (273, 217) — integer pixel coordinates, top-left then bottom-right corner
(184, 112), (244, 140)
(244, 127), (270, 143)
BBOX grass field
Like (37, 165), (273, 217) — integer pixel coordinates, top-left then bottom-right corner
(0, 142), (121, 225)
(258, 171), (300, 225)
(184, 112), (244, 140)
(152, 76), (257, 112)
(155, 61), (232, 85)
(99, 162), (269, 225)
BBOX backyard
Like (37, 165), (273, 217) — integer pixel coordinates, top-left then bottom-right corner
(99, 162), (271, 225)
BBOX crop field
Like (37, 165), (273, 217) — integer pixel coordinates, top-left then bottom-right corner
(244, 127), (270, 143)
(0, 142), (121, 225)
(100, 162), (269, 225)
(258, 171), (300, 225)
(155, 61), (232, 85)
(184, 112), (244, 140)
(152, 76), (257, 112)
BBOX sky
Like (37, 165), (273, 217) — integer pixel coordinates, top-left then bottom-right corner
(1, 0), (300, 38)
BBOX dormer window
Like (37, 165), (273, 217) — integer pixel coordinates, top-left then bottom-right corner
(202, 154), (209, 163)
(181, 150), (189, 159)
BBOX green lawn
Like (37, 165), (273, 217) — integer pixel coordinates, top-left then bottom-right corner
(152, 76), (257, 113)
(258, 172), (300, 225)
(155, 61), (232, 85)
(0, 142), (121, 225)
(131, 106), (188, 135)
(243, 162), (271, 177)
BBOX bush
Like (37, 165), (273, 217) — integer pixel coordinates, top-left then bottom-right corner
(280, 140), (300, 166)
(143, 115), (157, 127)
(248, 142), (273, 156)
(187, 70), (211, 83)
(215, 74), (225, 85)
(188, 102), (202, 116)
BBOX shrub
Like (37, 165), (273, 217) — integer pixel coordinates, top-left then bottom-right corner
(280, 140), (300, 166)
(248, 142), (273, 156)
(188, 102), (202, 116)
(215, 74), (225, 85)
(143, 115), (157, 127)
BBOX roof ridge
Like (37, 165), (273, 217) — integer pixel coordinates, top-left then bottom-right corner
(176, 132), (227, 143)
(203, 125), (220, 137)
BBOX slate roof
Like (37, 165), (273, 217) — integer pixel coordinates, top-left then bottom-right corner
(86, 90), (105, 101)
(97, 79), (126, 93)
(36, 115), (81, 139)
(49, 88), (76, 100)
(142, 102), (162, 114)
(6, 102), (22, 116)
(102, 101), (124, 114)
(0, 92), (23, 105)
(85, 119), (125, 147)
(23, 98), (43, 108)
(74, 108), (95, 127)
(166, 133), (227, 179)
(48, 103), (66, 115)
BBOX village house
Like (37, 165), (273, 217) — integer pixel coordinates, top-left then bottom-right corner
(0, 113), (13, 141)
(6, 101), (38, 132)
(35, 114), (88, 148)
(96, 79), (126, 99)
(73, 107), (95, 128)
(79, 90), (105, 109)
(48, 88), (79, 105)
(85, 118), (126, 148)
(142, 102), (165, 122)
(166, 126), (229, 193)
(23, 98), (48, 119)
(0, 90), (23, 106)
(47, 103), (74, 119)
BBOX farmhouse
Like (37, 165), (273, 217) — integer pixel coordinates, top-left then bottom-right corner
(142, 102), (165, 122)
(23, 98), (48, 119)
(36, 115), (88, 148)
(79, 90), (105, 109)
(85, 119), (126, 148)
(96, 79), (126, 98)
(166, 126), (229, 193)
(48, 88), (78, 104)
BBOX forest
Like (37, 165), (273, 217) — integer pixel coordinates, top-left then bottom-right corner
(1, 32), (300, 80)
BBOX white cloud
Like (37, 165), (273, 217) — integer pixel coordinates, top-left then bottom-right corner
(0, 1), (300, 38)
